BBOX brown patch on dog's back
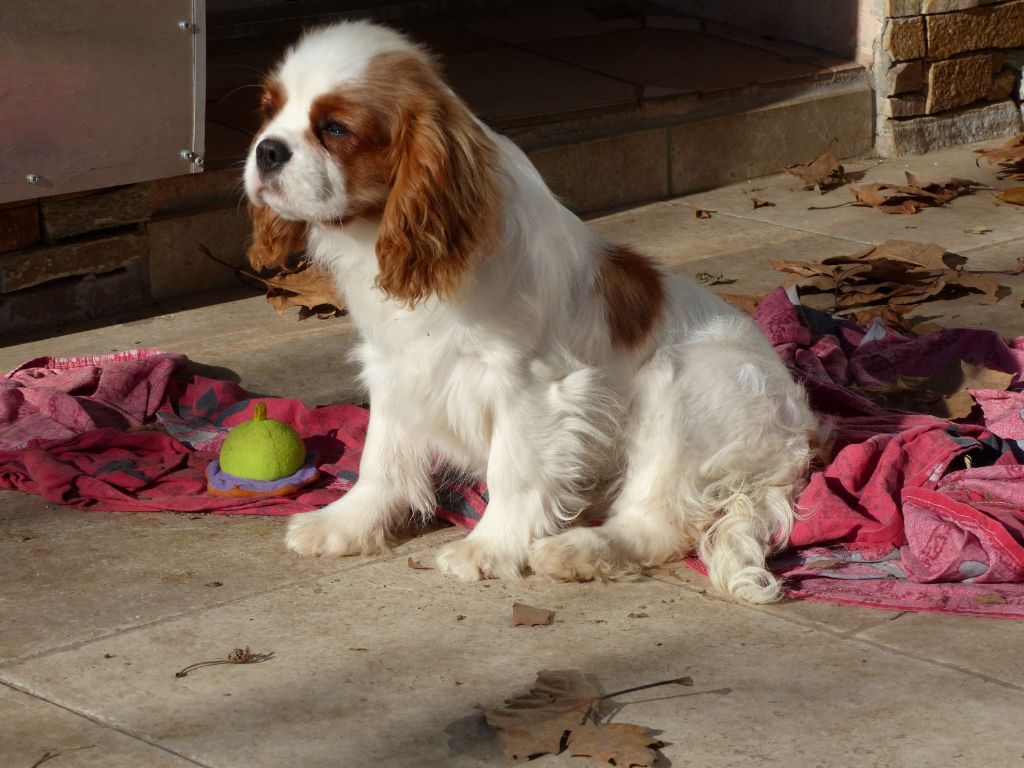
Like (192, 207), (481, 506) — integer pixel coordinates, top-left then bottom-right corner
(598, 245), (665, 348)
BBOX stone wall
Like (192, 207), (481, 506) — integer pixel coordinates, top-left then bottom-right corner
(877, 0), (1024, 153)
(0, 171), (249, 338)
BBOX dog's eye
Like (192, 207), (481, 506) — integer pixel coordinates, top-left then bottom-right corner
(321, 120), (349, 137)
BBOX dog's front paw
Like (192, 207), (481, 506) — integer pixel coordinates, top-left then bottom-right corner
(529, 528), (621, 582)
(436, 535), (526, 580)
(285, 507), (389, 557)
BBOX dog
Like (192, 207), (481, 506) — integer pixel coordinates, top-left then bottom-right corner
(244, 20), (822, 603)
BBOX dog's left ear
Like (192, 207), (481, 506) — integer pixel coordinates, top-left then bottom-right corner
(375, 56), (500, 306)
(247, 202), (307, 274)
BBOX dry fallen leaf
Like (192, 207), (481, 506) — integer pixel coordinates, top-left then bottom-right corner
(263, 268), (345, 316)
(750, 196), (776, 209)
(965, 226), (992, 235)
(975, 133), (1024, 179)
(484, 670), (600, 760)
(245, 204), (346, 319)
(998, 187), (1024, 205)
(512, 602), (555, 626)
(694, 207), (713, 219)
(484, 670), (665, 767)
(785, 151), (847, 192)
(771, 240), (1007, 333)
(817, 174), (983, 215)
(718, 293), (765, 314)
(407, 557), (432, 570)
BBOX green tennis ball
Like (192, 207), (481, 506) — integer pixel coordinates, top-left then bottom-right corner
(219, 402), (306, 481)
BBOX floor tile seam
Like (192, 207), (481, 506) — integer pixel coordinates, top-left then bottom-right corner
(956, 232), (1024, 255)
(0, 533), (461, 669)
(842, 635), (1024, 693)
(0, 679), (213, 768)
(698, 208), (879, 245)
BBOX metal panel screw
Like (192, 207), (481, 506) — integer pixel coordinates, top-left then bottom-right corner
(193, 156), (205, 167)
(178, 19), (193, 30)
(25, 174), (40, 184)
(180, 149), (196, 161)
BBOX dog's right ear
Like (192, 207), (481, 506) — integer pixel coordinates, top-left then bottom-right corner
(247, 202), (307, 274)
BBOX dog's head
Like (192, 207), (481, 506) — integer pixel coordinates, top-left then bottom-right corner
(245, 21), (500, 304)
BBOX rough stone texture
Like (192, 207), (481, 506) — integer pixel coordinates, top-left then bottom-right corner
(529, 129), (669, 214)
(926, 0), (1024, 59)
(887, 59), (925, 94)
(148, 207), (251, 300)
(0, 203), (41, 254)
(883, 94), (929, 116)
(670, 86), (873, 194)
(926, 53), (995, 113)
(882, 100), (1022, 155)
(987, 69), (1018, 99)
(0, 231), (147, 294)
(41, 185), (152, 240)
(886, 0), (923, 15)
(884, 16), (926, 60)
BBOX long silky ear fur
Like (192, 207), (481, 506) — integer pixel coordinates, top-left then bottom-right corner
(247, 202), (307, 274)
(374, 58), (500, 306)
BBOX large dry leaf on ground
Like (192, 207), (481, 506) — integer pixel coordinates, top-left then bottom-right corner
(854, 359), (1014, 418)
(975, 133), (1024, 179)
(784, 151), (847, 192)
(845, 174), (982, 215)
(484, 670), (599, 760)
(484, 670), (662, 766)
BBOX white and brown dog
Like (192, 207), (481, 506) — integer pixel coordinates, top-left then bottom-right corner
(245, 21), (821, 603)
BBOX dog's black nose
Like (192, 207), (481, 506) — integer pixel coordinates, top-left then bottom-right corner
(255, 138), (292, 174)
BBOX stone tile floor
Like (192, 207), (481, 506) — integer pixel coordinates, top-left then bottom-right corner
(4, 140), (1024, 767)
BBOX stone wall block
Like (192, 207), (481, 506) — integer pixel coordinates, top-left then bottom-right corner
(927, 1), (1024, 59)
(41, 186), (152, 241)
(884, 17), (927, 60)
(0, 232), (147, 294)
(887, 60), (926, 94)
(926, 53), (996, 112)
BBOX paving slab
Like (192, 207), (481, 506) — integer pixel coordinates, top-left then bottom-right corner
(0, 492), (454, 665)
(858, 611), (1024, 688)
(4, 540), (1023, 768)
(1, 684), (195, 768)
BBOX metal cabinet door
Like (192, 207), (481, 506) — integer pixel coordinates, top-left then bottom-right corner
(0, 0), (206, 204)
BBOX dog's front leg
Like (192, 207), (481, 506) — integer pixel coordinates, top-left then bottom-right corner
(286, 403), (434, 557)
(436, 405), (570, 580)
